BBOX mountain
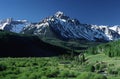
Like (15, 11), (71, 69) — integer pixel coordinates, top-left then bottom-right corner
(0, 30), (69, 57)
(1, 11), (120, 41)
(0, 18), (29, 33)
(21, 11), (120, 41)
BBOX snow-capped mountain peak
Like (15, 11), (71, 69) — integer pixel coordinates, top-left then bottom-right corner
(55, 11), (64, 18)
(0, 18), (29, 33)
(21, 11), (120, 41)
(1, 12), (120, 42)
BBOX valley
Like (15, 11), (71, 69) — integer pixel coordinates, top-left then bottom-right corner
(0, 30), (120, 79)
(0, 12), (120, 79)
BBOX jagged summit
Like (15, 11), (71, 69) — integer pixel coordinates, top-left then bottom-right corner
(55, 11), (64, 17)
(1, 12), (120, 42)
(54, 11), (70, 21)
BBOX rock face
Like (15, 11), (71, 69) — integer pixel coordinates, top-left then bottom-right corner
(0, 18), (29, 33)
(1, 11), (120, 41)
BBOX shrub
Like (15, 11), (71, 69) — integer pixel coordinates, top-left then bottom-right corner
(46, 69), (59, 77)
(86, 65), (95, 72)
(59, 70), (70, 77)
(76, 72), (94, 79)
(41, 76), (47, 79)
(95, 63), (100, 70)
(76, 72), (107, 79)
(15, 62), (26, 67)
(0, 64), (7, 71)
(29, 73), (38, 79)
(17, 75), (28, 79)
(90, 65), (95, 72)
(68, 71), (78, 77)
(13, 68), (21, 74)
(108, 68), (118, 75)
(32, 62), (38, 66)
(93, 74), (107, 79)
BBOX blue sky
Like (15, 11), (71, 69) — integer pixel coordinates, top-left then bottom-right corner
(0, 0), (120, 25)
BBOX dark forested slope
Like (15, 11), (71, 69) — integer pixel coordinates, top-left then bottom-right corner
(0, 30), (69, 57)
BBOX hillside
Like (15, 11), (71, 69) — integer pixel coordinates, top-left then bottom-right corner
(83, 40), (120, 79)
(0, 30), (69, 57)
(86, 39), (120, 57)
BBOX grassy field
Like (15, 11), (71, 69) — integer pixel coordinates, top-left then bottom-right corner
(0, 57), (79, 79)
(85, 53), (120, 79)
(1, 53), (119, 79)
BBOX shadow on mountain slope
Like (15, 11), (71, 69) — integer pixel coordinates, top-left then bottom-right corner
(0, 30), (69, 57)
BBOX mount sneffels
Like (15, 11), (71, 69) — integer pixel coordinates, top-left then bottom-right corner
(1, 11), (120, 41)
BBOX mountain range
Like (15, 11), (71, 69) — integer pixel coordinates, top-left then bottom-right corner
(1, 11), (120, 41)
